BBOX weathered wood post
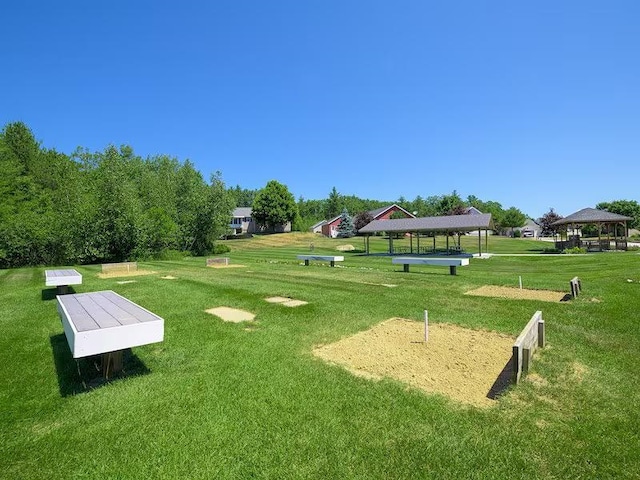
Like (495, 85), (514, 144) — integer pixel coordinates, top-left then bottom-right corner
(424, 310), (429, 342)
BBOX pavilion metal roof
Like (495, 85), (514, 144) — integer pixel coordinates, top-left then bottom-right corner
(551, 208), (632, 226)
(358, 213), (493, 233)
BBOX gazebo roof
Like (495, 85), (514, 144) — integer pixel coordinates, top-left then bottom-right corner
(551, 208), (632, 226)
(358, 213), (493, 234)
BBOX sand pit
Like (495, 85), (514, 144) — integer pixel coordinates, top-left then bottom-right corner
(98, 270), (156, 279)
(205, 307), (255, 323)
(264, 297), (308, 307)
(465, 285), (567, 302)
(313, 318), (514, 408)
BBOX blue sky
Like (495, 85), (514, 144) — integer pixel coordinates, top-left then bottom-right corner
(2, 1), (638, 219)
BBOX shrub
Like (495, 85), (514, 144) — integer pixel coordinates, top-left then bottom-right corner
(212, 244), (231, 254)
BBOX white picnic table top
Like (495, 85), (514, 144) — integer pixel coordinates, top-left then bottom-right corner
(297, 255), (344, 261)
(45, 269), (82, 287)
(57, 291), (164, 358)
(392, 257), (469, 266)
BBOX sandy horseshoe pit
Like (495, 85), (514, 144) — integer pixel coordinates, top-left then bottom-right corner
(205, 307), (255, 323)
(465, 285), (568, 302)
(313, 318), (515, 408)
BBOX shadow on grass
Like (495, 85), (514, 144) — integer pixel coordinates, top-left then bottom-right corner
(486, 359), (514, 400)
(49, 334), (150, 397)
(41, 286), (77, 301)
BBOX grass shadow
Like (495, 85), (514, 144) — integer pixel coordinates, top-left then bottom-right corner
(41, 286), (77, 301)
(49, 334), (151, 397)
(486, 359), (514, 400)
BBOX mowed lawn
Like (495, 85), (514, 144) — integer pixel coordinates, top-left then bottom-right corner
(1, 234), (639, 479)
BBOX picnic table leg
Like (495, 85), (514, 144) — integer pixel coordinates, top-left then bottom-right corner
(403, 264), (409, 273)
(450, 265), (457, 275)
(304, 259), (309, 266)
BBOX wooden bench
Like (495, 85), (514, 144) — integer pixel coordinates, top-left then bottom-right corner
(57, 291), (164, 378)
(297, 255), (344, 267)
(45, 269), (82, 294)
(392, 257), (469, 275)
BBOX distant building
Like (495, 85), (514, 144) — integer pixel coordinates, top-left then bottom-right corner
(320, 204), (416, 238)
(517, 219), (541, 238)
(230, 207), (291, 235)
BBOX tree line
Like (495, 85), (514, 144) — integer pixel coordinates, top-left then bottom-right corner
(0, 122), (234, 268)
(3, 121), (638, 267)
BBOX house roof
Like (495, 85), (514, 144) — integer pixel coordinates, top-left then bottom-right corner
(358, 213), (494, 234)
(311, 219), (327, 229)
(368, 204), (416, 219)
(551, 208), (633, 226)
(463, 206), (483, 215)
(232, 207), (252, 218)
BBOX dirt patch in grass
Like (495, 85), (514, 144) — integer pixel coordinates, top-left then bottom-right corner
(313, 318), (514, 408)
(465, 285), (567, 302)
(116, 280), (137, 284)
(205, 307), (255, 322)
(98, 270), (156, 279)
(160, 275), (177, 280)
(264, 297), (308, 307)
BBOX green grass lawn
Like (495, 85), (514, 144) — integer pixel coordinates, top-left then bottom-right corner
(2, 235), (639, 479)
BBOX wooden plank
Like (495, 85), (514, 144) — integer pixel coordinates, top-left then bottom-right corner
(512, 311), (545, 383)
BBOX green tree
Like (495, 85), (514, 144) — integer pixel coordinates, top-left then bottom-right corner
(190, 172), (235, 255)
(596, 200), (640, 229)
(252, 180), (298, 232)
(502, 207), (527, 236)
(325, 186), (342, 219)
(337, 208), (355, 238)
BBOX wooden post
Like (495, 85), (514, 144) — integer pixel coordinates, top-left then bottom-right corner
(424, 310), (429, 342)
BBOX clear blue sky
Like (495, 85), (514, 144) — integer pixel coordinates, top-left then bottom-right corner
(2, 1), (638, 219)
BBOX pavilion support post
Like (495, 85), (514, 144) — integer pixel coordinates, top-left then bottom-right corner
(417, 233), (420, 254)
(598, 222), (602, 251)
(410, 232), (413, 254)
(478, 229), (481, 255)
(446, 233), (449, 254)
(388, 234), (393, 254)
(485, 229), (488, 253)
(433, 235), (436, 252)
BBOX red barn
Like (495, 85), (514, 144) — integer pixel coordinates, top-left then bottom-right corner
(321, 204), (415, 237)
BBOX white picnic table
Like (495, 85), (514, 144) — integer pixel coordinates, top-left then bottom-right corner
(297, 255), (344, 267)
(392, 257), (470, 275)
(57, 291), (164, 377)
(45, 269), (82, 294)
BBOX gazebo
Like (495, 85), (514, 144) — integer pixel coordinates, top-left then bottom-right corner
(551, 208), (633, 251)
(358, 214), (494, 256)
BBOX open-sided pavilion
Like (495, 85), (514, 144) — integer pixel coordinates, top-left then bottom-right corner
(358, 214), (494, 256)
(551, 208), (633, 251)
